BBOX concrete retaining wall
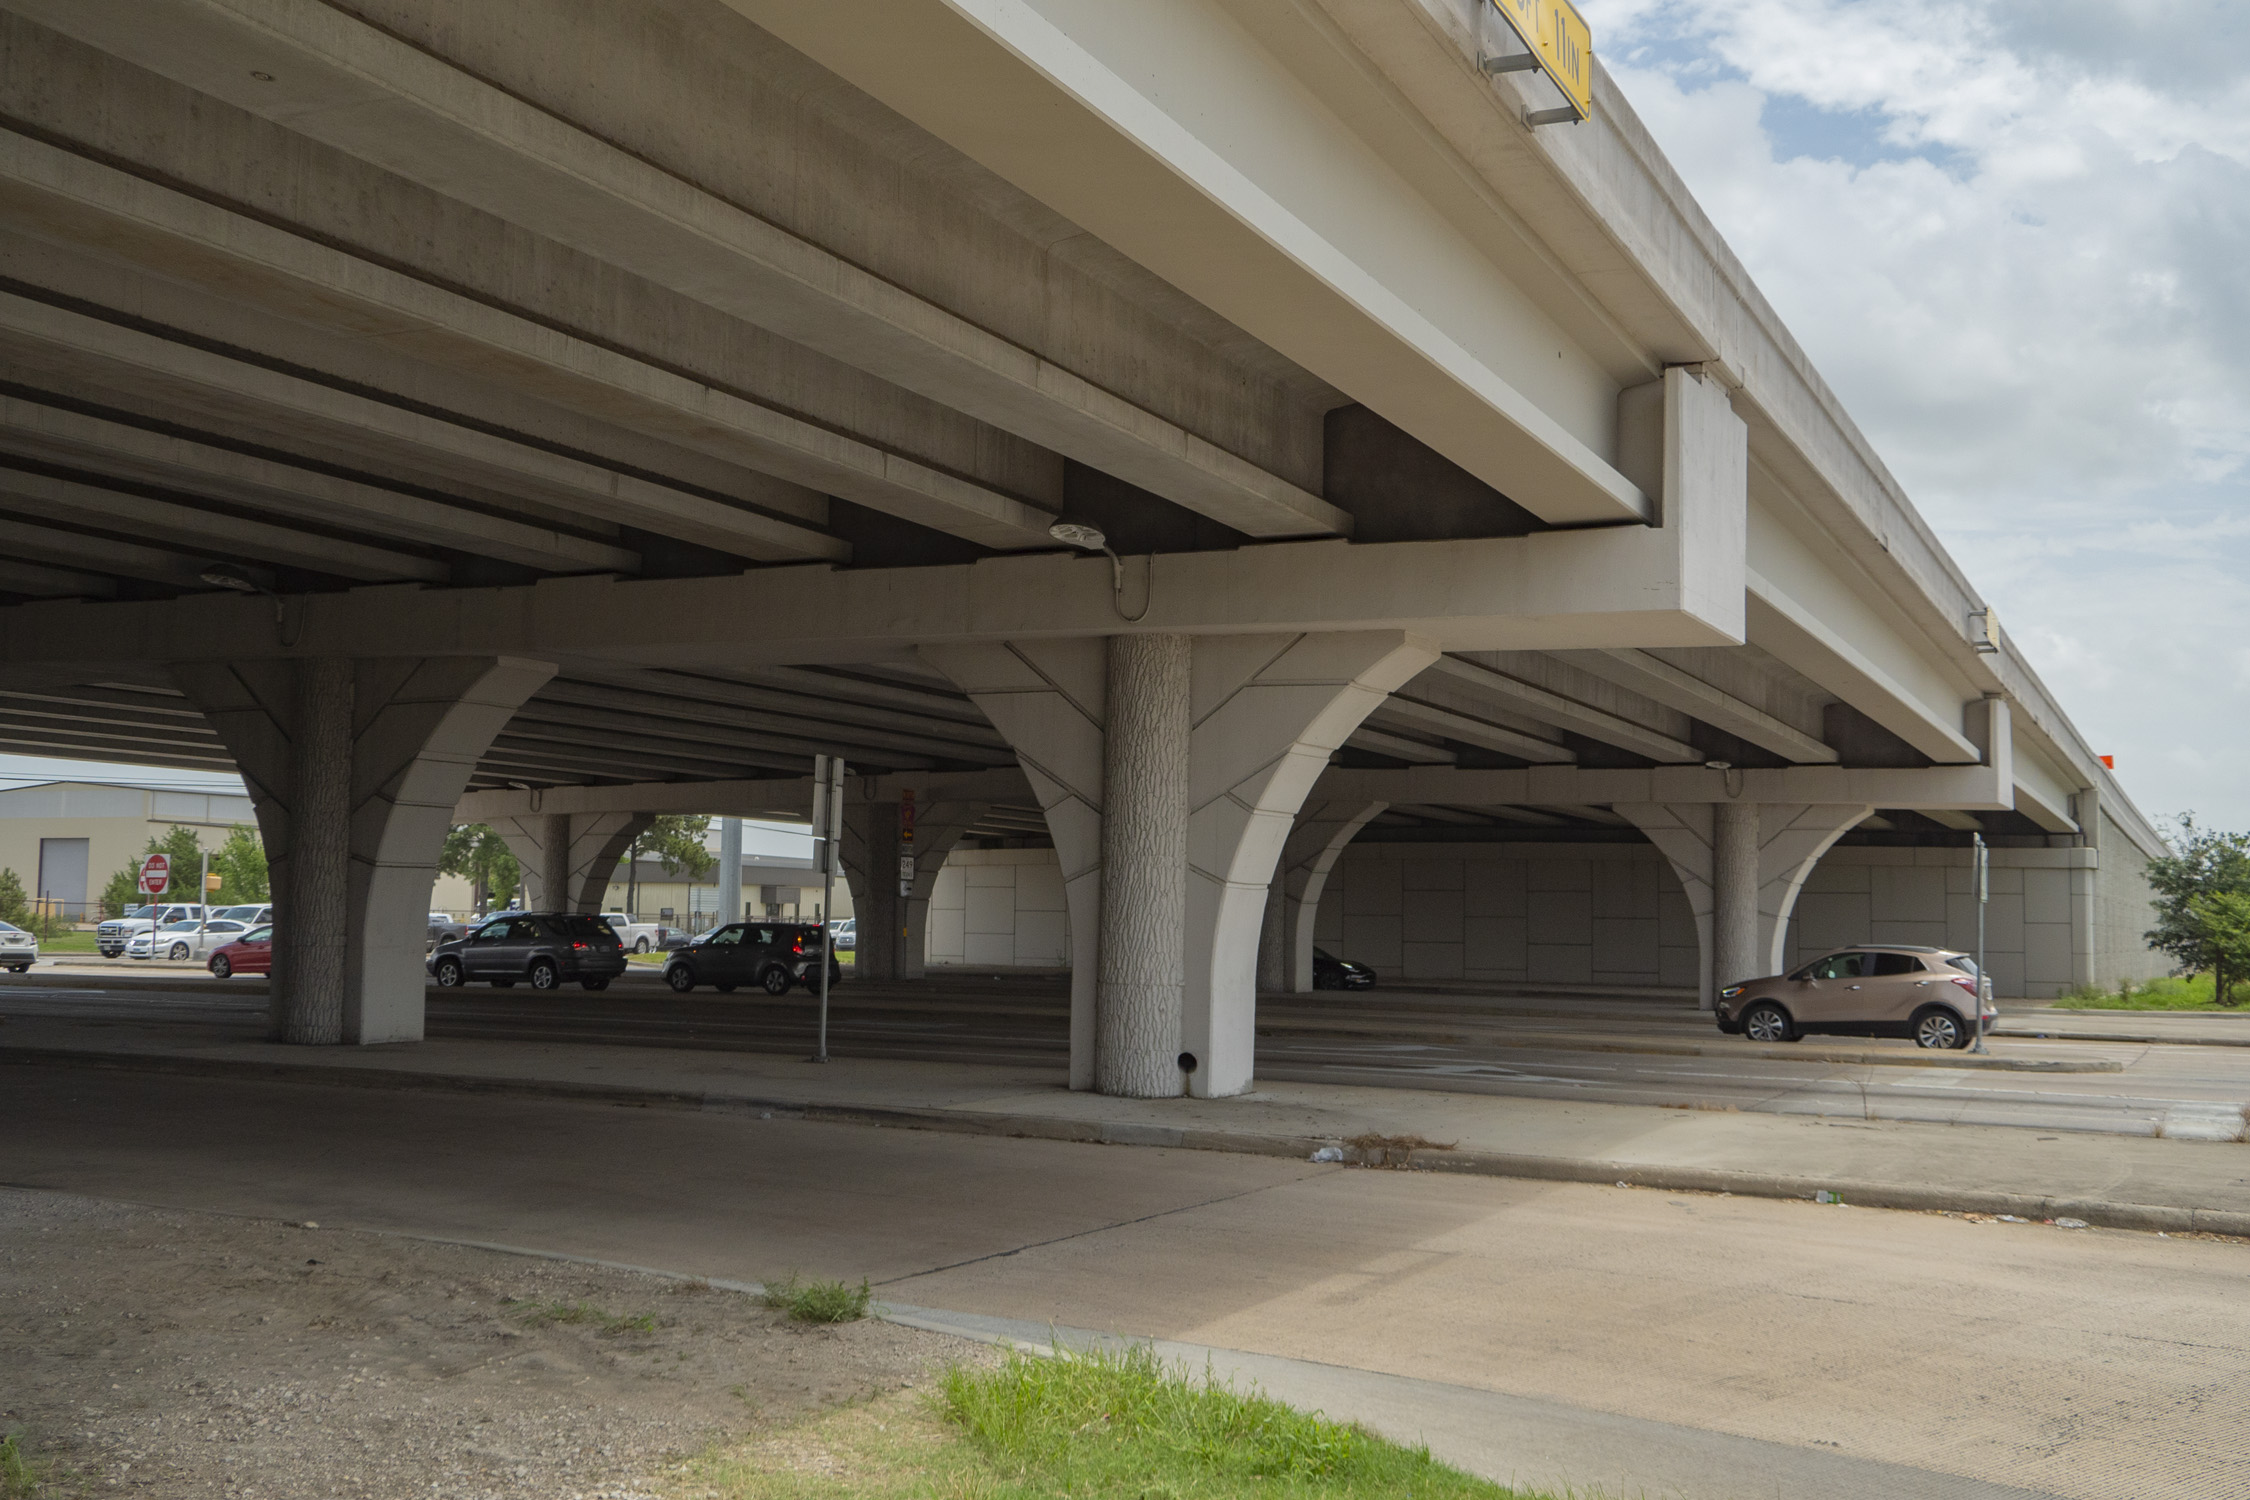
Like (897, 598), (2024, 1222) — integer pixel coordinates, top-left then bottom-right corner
(927, 848), (1070, 968)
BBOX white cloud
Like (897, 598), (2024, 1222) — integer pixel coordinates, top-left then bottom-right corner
(1582, 0), (2250, 826)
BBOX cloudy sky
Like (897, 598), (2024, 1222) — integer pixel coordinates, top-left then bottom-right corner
(1580, 0), (2250, 830)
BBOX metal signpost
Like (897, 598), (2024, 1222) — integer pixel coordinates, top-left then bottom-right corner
(1971, 832), (1990, 1053)
(811, 754), (845, 1064)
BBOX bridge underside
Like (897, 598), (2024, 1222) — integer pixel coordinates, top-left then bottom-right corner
(0, 0), (2157, 1091)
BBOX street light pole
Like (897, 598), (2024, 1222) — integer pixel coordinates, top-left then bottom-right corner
(1971, 832), (1990, 1053)
(812, 754), (844, 1065)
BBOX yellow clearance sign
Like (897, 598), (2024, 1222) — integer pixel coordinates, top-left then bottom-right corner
(1492, 0), (1593, 120)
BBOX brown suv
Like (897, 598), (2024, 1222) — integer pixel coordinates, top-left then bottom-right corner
(1715, 945), (1997, 1049)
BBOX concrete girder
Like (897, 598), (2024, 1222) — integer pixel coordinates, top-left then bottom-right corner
(483, 731), (806, 784)
(1345, 725), (1456, 765)
(734, 0), (1650, 527)
(0, 523), (1744, 674)
(1557, 648), (1838, 764)
(505, 697), (951, 775)
(1369, 694), (1576, 763)
(1312, 763), (2015, 810)
(0, 125), (1031, 555)
(0, 464), (450, 584)
(0, 386), (642, 577)
(3, 0), (1344, 541)
(1747, 574), (1980, 766)
(0, 557), (116, 599)
(454, 769), (1034, 825)
(553, 667), (1007, 752)
(0, 513), (234, 591)
(173, 654), (556, 1042)
(1426, 655), (1704, 763)
(528, 681), (1008, 767)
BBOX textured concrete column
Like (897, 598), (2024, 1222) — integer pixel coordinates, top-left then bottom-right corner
(178, 655), (556, 1043)
(287, 658), (352, 1045)
(538, 813), (571, 913)
(1713, 800), (1760, 991)
(1097, 633), (1191, 1098)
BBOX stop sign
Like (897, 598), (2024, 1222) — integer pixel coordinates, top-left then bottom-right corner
(138, 853), (171, 896)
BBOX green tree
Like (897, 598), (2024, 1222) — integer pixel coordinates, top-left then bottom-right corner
(2145, 816), (2250, 1008)
(2189, 891), (2250, 1007)
(0, 867), (29, 927)
(211, 824), (269, 904)
(623, 814), (714, 918)
(101, 826), (210, 918)
(440, 824), (519, 915)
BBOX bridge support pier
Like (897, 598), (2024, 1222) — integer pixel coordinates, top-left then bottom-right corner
(842, 794), (990, 981)
(491, 811), (655, 914)
(930, 631), (1434, 1098)
(174, 655), (556, 1043)
(1618, 801), (1871, 1008)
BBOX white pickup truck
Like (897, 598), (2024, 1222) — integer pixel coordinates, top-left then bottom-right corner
(599, 912), (662, 953)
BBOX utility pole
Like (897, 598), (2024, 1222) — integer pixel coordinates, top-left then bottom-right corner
(1971, 832), (1990, 1053)
(812, 754), (844, 1064)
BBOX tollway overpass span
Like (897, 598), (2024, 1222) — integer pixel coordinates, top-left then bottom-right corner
(0, 0), (2164, 1098)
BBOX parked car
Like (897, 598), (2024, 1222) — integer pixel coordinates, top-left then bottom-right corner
(214, 903), (275, 927)
(1311, 946), (1376, 990)
(600, 912), (661, 953)
(426, 912), (627, 991)
(0, 920), (36, 972)
(663, 922), (841, 996)
(427, 912), (469, 950)
(98, 903), (210, 957)
(828, 917), (856, 951)
(207, 925), (273, 979)
(128, 918), (250, 961)
(1716, 945), (1998, 1049)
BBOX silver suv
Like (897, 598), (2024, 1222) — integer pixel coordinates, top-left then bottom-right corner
(1716, 945), (1998, 1049)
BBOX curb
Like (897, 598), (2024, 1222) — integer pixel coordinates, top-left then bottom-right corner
(5, 1043), (2243, 1241)
(1256, 1024), (2122, 1071)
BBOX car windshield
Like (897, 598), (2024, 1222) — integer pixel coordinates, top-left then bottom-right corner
(159, 921), (201, 932)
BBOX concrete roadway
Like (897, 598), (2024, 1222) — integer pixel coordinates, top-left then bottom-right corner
(5, 967), (2247, 1141)
(2, 1063), (2242, 1500)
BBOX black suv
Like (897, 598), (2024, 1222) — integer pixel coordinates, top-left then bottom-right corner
(427, 912), (627, 991)
(663, 922), (841, 996)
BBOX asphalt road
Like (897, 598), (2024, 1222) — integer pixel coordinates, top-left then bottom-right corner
(2, 1064), (2242, 1500)
(6, 966), (2246, 1140)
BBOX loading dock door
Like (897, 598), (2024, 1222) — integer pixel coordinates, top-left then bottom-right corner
(37, 837), (90, 920)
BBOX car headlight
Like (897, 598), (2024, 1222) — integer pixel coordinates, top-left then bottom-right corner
(1719, 985), (1746, 1000)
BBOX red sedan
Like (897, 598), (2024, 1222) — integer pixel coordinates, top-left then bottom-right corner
(208, 924), (272, 979)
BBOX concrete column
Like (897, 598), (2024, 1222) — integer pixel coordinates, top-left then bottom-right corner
(177, 655), (556, 1043)
(1619, 801), (1870, 1009)
(288, 658), (352, 1045)
(841, 800), (902, 980)
(1097, 633), (1191, 1097)
(492, 811), (655, 913)
(537, 813), (571, 913)
(1256, 878), (1285, 992)
(1713, 800), (1760, 990)
(930, 630), (1433, 1098)
(718, 817), (743, 923)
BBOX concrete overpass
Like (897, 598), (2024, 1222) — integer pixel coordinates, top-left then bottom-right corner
(0, 0), (2163, 1096)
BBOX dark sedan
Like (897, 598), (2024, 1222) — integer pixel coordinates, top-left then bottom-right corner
(426, 912), (626, 991)
(1312, 946), (1376, 990)
(663, 921), (841, 995)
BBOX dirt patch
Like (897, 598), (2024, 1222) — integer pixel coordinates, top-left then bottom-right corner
(0, 1188), (977, 1498)
(1343, 1133), (1457, 1168)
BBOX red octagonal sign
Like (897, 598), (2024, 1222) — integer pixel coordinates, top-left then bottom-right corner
(138, 853), (171, 896)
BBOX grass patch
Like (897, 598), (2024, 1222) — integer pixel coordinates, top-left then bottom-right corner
(19, 930), (96, 953)
(502, 1297), (660, 1334)
(760, 1274), (872, 1324)
(694, 1345), (1557, 1499)
(1, 1432), (51, 1498)
(2055, 974), (2249, 1011)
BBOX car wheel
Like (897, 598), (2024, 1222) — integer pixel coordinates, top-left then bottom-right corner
(1742, 1002), (1795, 1044)
(433, 957), (464, 988)
(760, 965), (792, 996)
(210, 955), (232, 979)
(1914, 1006), (1967, 1050)
(581, 976), (611, 991)
(169, 941), (190, 960)
(665, 966), (695, 994)
(634, 936), (650, 954)
(528, 960), (560, 991)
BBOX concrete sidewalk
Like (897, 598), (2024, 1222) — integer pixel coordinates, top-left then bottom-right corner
(4, 1012), (2246, 1237)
